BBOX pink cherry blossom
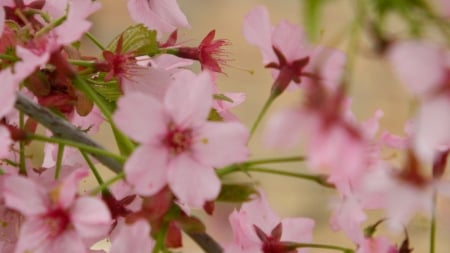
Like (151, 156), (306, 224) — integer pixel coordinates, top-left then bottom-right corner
(225, 191), (315, 253)
(114, 71), (249, 207)
(3, 169), (112, 253)
(109, 220), (154, 253)
(243, 6), (345, 96)
(389, 41), (450, 162)
(127, 0), (190, 36)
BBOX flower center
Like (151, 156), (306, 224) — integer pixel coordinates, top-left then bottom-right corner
(164, 124), (193, 155)
(43, 208), (71, 238)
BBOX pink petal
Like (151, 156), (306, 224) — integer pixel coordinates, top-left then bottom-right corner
(71, 197), (112, 240)
(193, 121), (249, 168)
(0, 126), (11, 159)
(414, 95), (450, 162)
(43, 230), (87, 253)
(167, 154), (220, 207)
(280, 217), (315, 253)
(264, 107), (305, 148)
(239, 192), (280, 234)
(228, 210), (261, 250)
(124, 145), (169, 196)
(3, 176), (48, 216)
(0, 7), (4, 39)
(58, 169), (89, 209)
(114, 92), (168, 144)
(121, 67), (172, 100)
(128, 0), (189, 35)
(147, 0), (190, 29)
(53, 0), (101, 45)
(272, 20), (310, 63)
(14, 218), (57, 253)
(164, 71), (213, 128)
(389, 41), (446, 96)
(0, 71), (16, 118)
(243, 6), (275, 63)
(110, 220), (155, 253)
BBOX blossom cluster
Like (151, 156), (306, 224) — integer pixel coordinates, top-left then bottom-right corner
(0, 0), (448, 253)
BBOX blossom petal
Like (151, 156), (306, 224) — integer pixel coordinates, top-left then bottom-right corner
(110, 220), (155, 253)
(193, 121), (249, 167)
(389, 41), (446, 96)
(58, 169), (89, 209)
(114, 92), (168, 144)
(71, 197), (112, 240)
(272, 20), (310, 63)
(124, 145), (169, 196)
(3, 176), (48, 216)
(280, 217), (315, 253)
(243, 6), (275, 63)
(168, 154), (220, 207)
(164, 72), (213, 127)
(414, 95), (450, 162)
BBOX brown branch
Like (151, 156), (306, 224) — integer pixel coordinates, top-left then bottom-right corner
(14, 92), (223, 253)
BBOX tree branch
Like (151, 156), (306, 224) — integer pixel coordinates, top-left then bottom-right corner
(14, 92), (224, 253)
(14, 93), (123, 173)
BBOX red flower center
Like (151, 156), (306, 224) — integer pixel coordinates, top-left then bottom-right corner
(164, 124), (193, 155)
(43, 208), (71, 238)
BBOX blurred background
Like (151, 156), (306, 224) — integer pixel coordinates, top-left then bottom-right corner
(84, 0), (450, 252)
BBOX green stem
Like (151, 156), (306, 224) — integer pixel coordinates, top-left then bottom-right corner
(90, 172), (124, 195)
(54, 144), (65, 179)
(85, 32), (106, 51)
(18, 112), (27, 175)
(27, 133), (126, 163)
(80, 151), (104, 185)
(68, 59), (96, 68)
(245, 167), (333, 188)
(250, 95), (276, 139)
(153, 222), (169, 253)
(293, 242), (354, 252)
(244, 156), (306, 166)
(430, 190), (437, 253)
(72, 75), (135, 156)
(35, 15), (67, 37)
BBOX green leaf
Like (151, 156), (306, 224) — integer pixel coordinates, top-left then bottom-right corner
(217, 183), (258, 203)
(207, 108), (223, 122)
(303, 0), (329, 42)
(89, 80), (122, 103)
(213, 93), (234, 103)
(106, 24), (159, 56)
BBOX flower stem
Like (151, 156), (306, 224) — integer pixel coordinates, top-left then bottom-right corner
(80, 151), (104, 185)
(250, 95), (276, 139)
(68, 59), (96, 68)
(293, 242), (354, 252)
(430, 190), (437, 253)
(244, 156), (306, 166)
(245, 167), (333, 188)
(90, 172), (124, 195)
(35, 15), (67, 37)
(54, 144), (65, 179)
(27, 133), (126, 163)
(85, 32), (106, 51)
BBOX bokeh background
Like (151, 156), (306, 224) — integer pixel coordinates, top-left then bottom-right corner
(83, 1), (450, 252)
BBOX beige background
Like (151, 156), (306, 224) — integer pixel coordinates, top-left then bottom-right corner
(86, 1), (450, 252)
